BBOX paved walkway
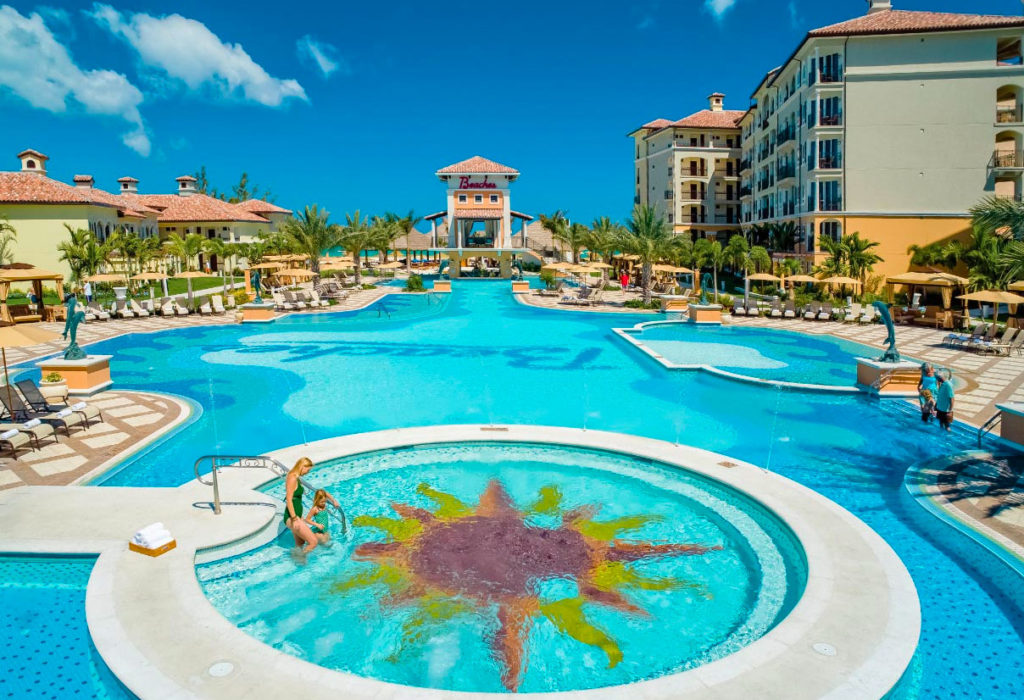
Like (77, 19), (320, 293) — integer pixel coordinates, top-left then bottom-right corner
(0, 391), (191, 491)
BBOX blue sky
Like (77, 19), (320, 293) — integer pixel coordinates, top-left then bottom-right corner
(0, 0), (1020, 226)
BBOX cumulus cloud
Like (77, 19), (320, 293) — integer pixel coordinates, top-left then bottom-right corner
(705, 0), (738, 20)
(0, 5), (149, 155)
(90, 4), (307, 107)
(296, 35), (348, 78)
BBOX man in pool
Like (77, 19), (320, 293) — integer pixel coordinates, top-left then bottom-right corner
(935, 373), (955, 432)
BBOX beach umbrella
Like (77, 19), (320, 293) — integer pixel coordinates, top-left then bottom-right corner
(249, 262), (284, 270)
(84, 273), (127, 283)
(747, 272), (781, 282)
(784, 274), (821, 284)
(174, 270), (207, 310)
(1010, 280), (1024, 292)
(131, 271), (168, 302)
(586, 261), (613, 269)
(277, 268), (315, 284)
(958, 289), (1024, 323)
(821, 275), (862, 286)
(0, 324), (59, 417)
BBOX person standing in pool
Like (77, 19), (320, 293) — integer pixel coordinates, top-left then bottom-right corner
(283, 457), (339, 555)
(935, 374), (955, 432)
(918, 363), (937, 413)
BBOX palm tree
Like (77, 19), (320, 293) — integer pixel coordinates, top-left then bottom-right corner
(745, 223), (773, 248)
(955, 226), (1010, 290)
(0, 214), (16, 265)
(907, 241), (961, 271)
(57, 226), (102, 283)
(843, 232), (883, 284)
(397, 210), (422, 271)
(778, 257), (802, 278)
(585, 217), (621, 285)
(372, 215), (402, 264)
(693, 238), (726, 301)
(341, 210), (376, 285)
(725, 234), (749, 274)
(284, 204), (342, 286)
(816, 235), (847, 276)
(970, 195), (1024, 241)
(768, 221), (798, 253)
(163, 232), (205, 272)
(618, 204), (677, 304)
(539, 210), (574, 262)
(1000, 240), (1024, 282)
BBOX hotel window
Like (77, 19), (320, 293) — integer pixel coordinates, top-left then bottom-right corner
(458, 194), (467, 203)
(997, 37), (1023, 65)
(489, 194), (498, 203)
(474, 195), (483, 203)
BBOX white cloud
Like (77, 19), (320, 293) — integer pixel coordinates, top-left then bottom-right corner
(296, 35), (348, 78)
(788, 1), (801, 29)
(0, 5), (149, 155)
(90, 4), (307, 107)
(704, 0), (738, 20)
(635, 16), (654, 30)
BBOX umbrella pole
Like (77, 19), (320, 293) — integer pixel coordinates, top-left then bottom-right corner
(3, 347), (13, 422)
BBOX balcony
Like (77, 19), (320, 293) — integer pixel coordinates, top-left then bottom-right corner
(818, 156), (842, 170)
(777, 127), (796, 145)
(739, 158), (751, 171)
(739, 184), (752, 197)
(991, 150), (1024, 169)
(818, 198), (842, 212)
(715, 192), (738, 201)
(680, 191), (704, 202)
(997, 106), (1023, 124)
(777, 163), (796, 181)
(819, 71), (842, 84)
(681, 168), (709, 178)
(818, 114), (842, 127)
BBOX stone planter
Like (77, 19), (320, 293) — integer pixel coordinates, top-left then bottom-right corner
(39, 379), (69, 403)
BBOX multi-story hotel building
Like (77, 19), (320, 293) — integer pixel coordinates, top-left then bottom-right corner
(0, 149), (290, 276)
(629, 94), (745, 239)
(634, 1), (1024, 276)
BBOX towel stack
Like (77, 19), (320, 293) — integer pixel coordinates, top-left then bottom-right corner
(132, 522), (173, 550)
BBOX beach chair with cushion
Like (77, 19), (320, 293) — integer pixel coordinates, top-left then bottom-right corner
(965, 323), (1000, 350)
(0, 427), (31, 456)
(783, 300), (796, 318)
(199, 300), (212, 315)
(844, 303), (862, 323)
(129, 299), (150, 317)
(946, 323), (986, 348)
(984, 327), (1019, 355)
(972, 326), (1014, 353)
(732, 299), (746, 316)
(818, 302), (832, 321)
(172, 298), (190, 316)
(0, 392), (86, 436)
(114, 300), (135, 319)
(87, 302), (110, 321)
(306, 290), (329, 308)
(0, 419), (57, 448)
(858, 306), (876, 324)
(580, 289), (604, 307)
(746, 299), (760, 317)
(272, 292), (296, 311)
(211, 295), (226, 314)
(285, 291), (308, 310)
(803, 302), (820, 320)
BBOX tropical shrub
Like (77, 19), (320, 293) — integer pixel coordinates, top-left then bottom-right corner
(405, 274), (425, 292)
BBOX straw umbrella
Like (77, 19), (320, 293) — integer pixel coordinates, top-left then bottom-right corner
(958, 289), (1024, 324)
(0, 324), (59, 416)
(1009, 280), (1024, 292)
(277, 268), (315, 285)
(131, 271), (168, 304)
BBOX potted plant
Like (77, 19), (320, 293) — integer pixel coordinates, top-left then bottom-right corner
(39, 371), (68, 402)
(41, 371), (65, 387)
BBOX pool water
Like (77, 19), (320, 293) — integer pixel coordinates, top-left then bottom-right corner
(0, 555), (134, 700)
(629, 323), (877, 386)
(25, 279), (1020, 699)
(198, 442), (806, 693)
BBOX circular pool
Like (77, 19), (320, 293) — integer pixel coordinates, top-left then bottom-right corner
(199, 441), (806, 693)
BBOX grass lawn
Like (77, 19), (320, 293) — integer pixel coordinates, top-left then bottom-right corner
(6, 277), (242, 306)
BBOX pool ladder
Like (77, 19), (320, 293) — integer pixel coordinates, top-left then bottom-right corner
(978, 413), (1002, 447)
(193, 454), (347, 533)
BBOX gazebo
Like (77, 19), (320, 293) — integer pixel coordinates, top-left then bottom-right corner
(885, 272), (968, 309)
(0, 265), (65, 324)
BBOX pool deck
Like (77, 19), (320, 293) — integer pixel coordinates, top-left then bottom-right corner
(0, 426), (920, 700)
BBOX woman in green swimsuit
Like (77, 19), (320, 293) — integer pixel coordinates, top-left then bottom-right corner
(284, 457), (320, 554)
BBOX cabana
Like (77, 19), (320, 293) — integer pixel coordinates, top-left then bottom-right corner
(0, 266), (65, 324)
(886, 272), (969, 328)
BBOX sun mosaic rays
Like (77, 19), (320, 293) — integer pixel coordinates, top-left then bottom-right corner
(332, 479), (722, 691)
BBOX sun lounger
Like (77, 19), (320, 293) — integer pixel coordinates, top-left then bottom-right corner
(769, 299), (782, 318)
(0, 392), (86, 435)
(16, 380), (103, 426)
(746, 299), (760, 317)
(225, 295), (236, 309)
(844, 303), (862, 322)
(803, 302), (820, 320)
(129, 299), (150, 318)
(211, 295), (226, 314)
(272, 292), (296, 311)
(199, 300), (212, 315)
(114, 300), (135, 319)
(818, 303), (832, 321)
(858, 306), (876, 324)
(283, 290), (307, 310)
(732, 300), (746, 316)
(87, 302), (110, 321)
(782, 300), (796, 318)
(306, 290), (329, 308)
(0, 427), (31, 456)
(0, 419), (57, 448)
(945, 323), (986, 347)
(973, 326), (1016, 354)
(172, 299), (190, 315)
(966, 323), (1000, 350)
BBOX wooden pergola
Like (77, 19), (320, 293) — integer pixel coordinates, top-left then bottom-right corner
(0, 266), (65, 324)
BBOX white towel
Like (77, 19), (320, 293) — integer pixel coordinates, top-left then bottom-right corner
(55, 408), (72, 418)
(22, 418), (41, 428)
(133, 528), (171, 547)
(71, 402), (87, 410)
(134, 522), (166, 541)
(0, 429), (19, 440)
(143, 534), (174, 550)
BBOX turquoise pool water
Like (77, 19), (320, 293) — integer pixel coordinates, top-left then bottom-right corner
(20, 279), (1020, 698)
(628, 323), (877, 386)
(198, 442), (806, 692)
(0, 555), (134, 699)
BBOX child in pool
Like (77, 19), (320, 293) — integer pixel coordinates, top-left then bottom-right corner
(920, 389), (936, 423)
(305, 489), (332, 545)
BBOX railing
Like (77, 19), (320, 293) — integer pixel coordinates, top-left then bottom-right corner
(819, 114), (842, 127)
(375, 299), (392, 318)
(991, 150), (1024, 168)
(818, 198), (843, 212)
(680, 191), (704, 202)
(978, 413), (1002, 447)
(193, 454), (347, 531)
(739, 185), (752, 197)
(777, 127), (796, 145)
(683, 169), (708, 178)
(777, 163), (796, 180)
(715, 192), (737, 201)
(819, 72), (842, 84)
(818, 157), (842, 170)
(996, 107), (1022, 123)
(739, 159), (751, 171)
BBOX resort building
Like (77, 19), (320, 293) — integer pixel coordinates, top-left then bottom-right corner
(629, 93), (745, 239)
(738, 0), (1024, 275)
(424, 156), (536, 276)
(0, 149), (290, 276)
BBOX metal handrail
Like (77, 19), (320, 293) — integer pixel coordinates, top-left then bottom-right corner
(193, 454), (347, 533)
(978, 413), (1002, 447)
(376, 299), (392, 318)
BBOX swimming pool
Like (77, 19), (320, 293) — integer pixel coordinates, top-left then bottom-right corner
(622, 321), (877, 387)
(0, 554), (134, 700)
(198, 441), (806, 693)
(25, 279), (1021, 698)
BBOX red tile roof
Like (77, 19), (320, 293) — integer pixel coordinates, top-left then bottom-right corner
(0, 172), (94, 205)
(670, 109), (745, 129)
(84, 187), (160, 219)
(641, 118), (672, 130)
(809, 9), (1024, 37)
(235, 198), (292, 215)
(17, 149), (47, 160)
(437, 156), (518, 175)
(133, 194), (270, 223)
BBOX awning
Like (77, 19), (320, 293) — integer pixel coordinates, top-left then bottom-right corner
(453, 208), (503, 219)
(885, 272), (968, 287)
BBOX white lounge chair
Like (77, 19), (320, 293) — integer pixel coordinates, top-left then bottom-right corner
(844, 303), (862, 322)
(87, 302), (110, 321)
(129, 299), (150, 317)
(114, 300), (135, 319)
(307, 290), (329, 308)
(803, 302), (819, 320)
(769, 299), (782, 318)
(732, 299), (746, 316)
(272, 292), (296, 311)
(858, 306), (876, 324)
(284, 290), (307, 310)
(783, 300), (796, 318)
(172, 299), (190, 316)
(818, 302), (832, 321)
(211, 295), (226, 314)
(199, 300), (212, 315)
